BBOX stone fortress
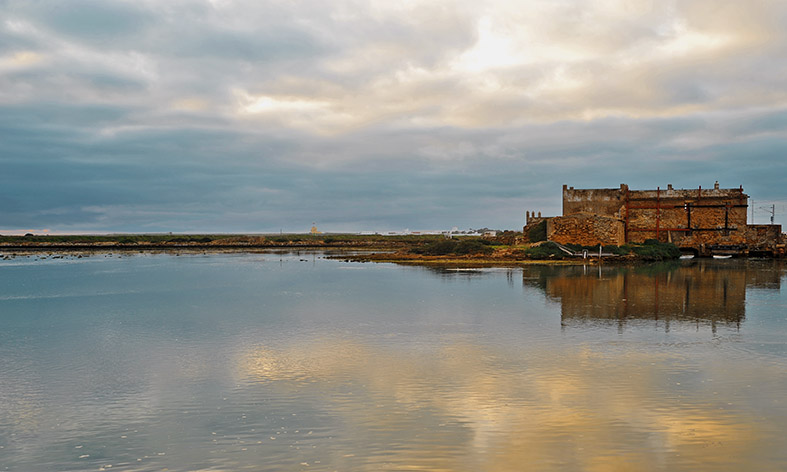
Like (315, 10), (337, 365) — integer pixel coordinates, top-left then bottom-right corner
(524, 182), (784, 257)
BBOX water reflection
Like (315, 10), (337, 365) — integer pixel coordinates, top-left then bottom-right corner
(523, 260), (782, 331)
(237, 336), (775, 471)
(1, 254), (785, 471)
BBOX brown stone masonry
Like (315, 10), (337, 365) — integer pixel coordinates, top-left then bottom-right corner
(533, 183), (783, 255)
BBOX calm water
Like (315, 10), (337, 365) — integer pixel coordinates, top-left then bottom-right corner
(1, 252), (786, 471)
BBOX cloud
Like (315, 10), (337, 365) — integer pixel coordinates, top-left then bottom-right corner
(2, 0), (787, 231)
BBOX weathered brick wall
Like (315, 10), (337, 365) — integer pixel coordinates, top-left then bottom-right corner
(746, 225), (783, 251)
(562, 185), (626, 218)
(552, 184), (781, 252)
(626, 197), (748, 247)
(624, 187), (748, 243)
(547, 213), (625, 246)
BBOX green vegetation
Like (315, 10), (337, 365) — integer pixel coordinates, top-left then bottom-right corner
(565, 243), (628, 256)
(626, 239), (681, 261)
(0, 234), (218, 244)
(602, 245), (629, 256)
(528, 220), (547, 242)
(523, 242), (565, 259)
(0, 233), (447, 247)
(267, 233), (445, 244)
(523, 240), (680, 261)
(412, 238), (494, 256)
(561, 240), (680, 260)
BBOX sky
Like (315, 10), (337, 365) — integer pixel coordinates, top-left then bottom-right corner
(2, 0), (787, 233)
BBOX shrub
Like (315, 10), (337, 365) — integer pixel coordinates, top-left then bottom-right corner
(565, 243), (630, 255)
(454, 240), (494, 255)
(528, 220), (547, 242)
(604, 245), (628, 255)
(414, 240), (459, 255)
(413, 239), (493, 256)
(524, 241), (565, 259)
(630, 240), (681, 261)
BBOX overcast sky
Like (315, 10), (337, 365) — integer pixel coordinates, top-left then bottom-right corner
(2, 0), (786, 233)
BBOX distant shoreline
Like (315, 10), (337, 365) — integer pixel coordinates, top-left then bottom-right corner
(1, 233), (749, 267)
(0, 242), (372, 250)
(0, 236), (598, 266)
(0, 233), (434, 252)
(0, 246), (602, 267)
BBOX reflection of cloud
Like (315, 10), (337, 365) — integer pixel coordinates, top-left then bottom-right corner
(237, 337), (768, 470)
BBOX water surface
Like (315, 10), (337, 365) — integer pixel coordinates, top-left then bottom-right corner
(1, 253), (785, 471)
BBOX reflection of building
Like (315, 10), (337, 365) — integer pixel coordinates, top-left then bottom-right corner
(524, 183), (784, 256)
(522, 261), (782, 331)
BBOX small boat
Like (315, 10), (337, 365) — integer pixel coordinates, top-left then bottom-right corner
(679, 254), (694, 260)
(712, 255), (733, 259)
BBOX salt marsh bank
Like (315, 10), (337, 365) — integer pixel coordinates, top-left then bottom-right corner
(1, 252), (786, 471)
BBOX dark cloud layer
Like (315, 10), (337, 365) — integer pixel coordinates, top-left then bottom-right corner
(1, 0), (786, 232)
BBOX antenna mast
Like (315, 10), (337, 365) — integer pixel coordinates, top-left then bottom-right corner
(759, 204), (776, 225)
